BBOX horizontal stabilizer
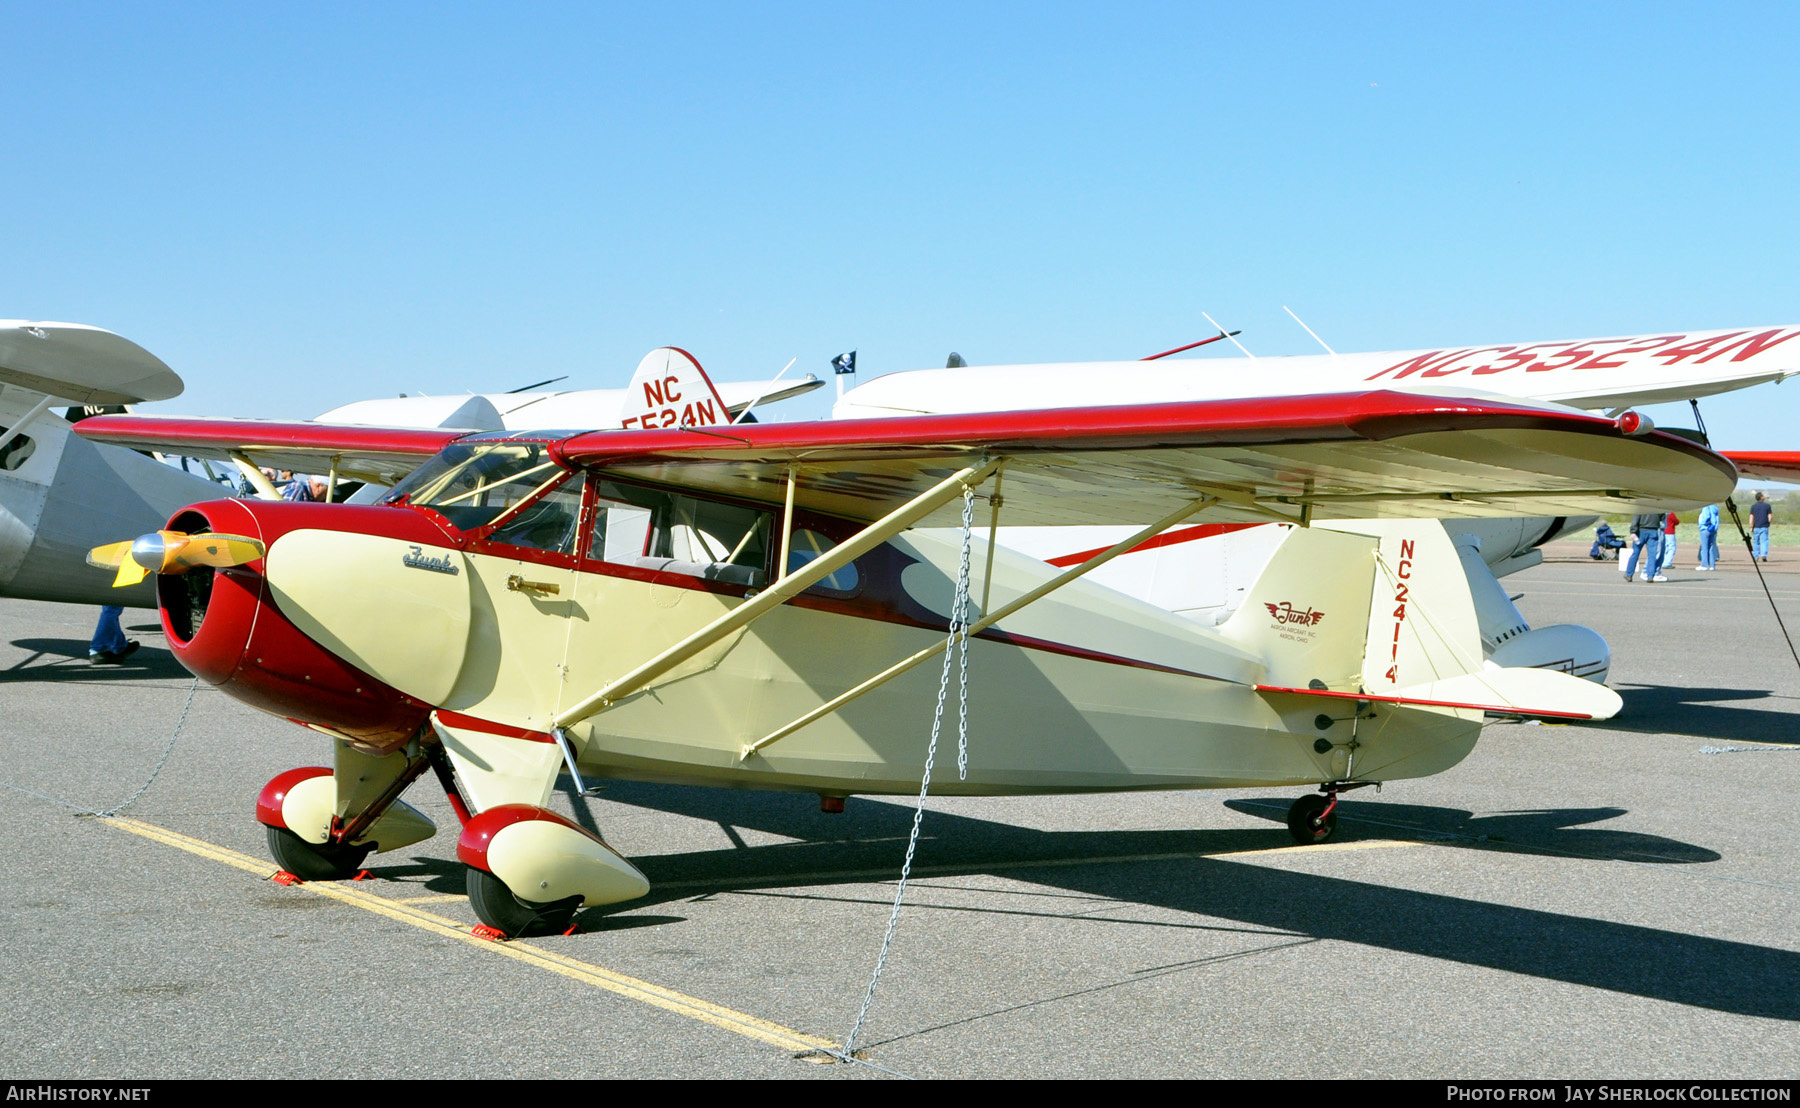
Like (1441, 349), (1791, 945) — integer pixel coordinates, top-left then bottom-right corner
(0, 321), (181, 404)
(1258, 666), (1622, 721)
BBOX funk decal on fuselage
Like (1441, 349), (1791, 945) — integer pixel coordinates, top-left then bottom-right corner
(402, 545), (459, 575)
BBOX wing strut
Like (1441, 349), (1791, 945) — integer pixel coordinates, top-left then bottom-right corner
(0, 396), (53, 452)
(551, 458), (1003, 730)
(230, 454), (281, 500)
(738, 492), (1221, 761)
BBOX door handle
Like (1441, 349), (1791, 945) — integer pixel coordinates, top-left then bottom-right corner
(507, 575), (561, 597)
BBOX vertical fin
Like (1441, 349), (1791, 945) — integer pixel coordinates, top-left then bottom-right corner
(1316, 520), (1485, 695)
(1218, 525), (1376, 691)
(618, 348), (731, 430)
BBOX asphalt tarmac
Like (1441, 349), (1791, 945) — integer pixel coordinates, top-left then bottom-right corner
(2, 547), (1796, 1080)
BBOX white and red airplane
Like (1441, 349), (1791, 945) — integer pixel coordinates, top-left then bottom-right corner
(78, 375), (1732, 937)
(3, 328), (818, 610)
(835, 326), (1800, 681)
(0, 321), (224, 608)
(310, 352), (819, 436)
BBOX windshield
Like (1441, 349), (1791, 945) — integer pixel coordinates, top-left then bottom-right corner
(381, 442), (569, 532)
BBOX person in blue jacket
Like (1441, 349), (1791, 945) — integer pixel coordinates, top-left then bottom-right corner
(1697, 503), (1720, 570)
(1590, 522), (1625, 560)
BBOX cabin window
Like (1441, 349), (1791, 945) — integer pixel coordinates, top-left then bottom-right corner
(0, 433), (35, 472)
(587, 480), (770, 588)
(381, 441), (566, 532)
(786, 529), (860, 594)
(486, 474), (584, 554)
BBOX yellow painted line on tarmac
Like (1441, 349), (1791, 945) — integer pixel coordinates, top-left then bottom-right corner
(101, 816), (283, 879)
(657, 835), (1426, 891)
(392, 893), (476, 905)
(97, 816), (839, 1056)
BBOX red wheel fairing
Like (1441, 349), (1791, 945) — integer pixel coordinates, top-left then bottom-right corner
(256, 767), (332, 829)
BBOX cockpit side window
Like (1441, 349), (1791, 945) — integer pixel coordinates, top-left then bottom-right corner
(382, 441), (566, 533)
(586, 480), (770, 589)
(0, 432), (35, 472)
(486, 474), (584, 554)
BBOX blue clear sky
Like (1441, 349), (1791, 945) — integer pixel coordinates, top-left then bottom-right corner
(6, 2), (1800, 446)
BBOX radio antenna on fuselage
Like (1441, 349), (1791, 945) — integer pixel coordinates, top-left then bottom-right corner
(731, 357), (797, 425)
(1140, 331), (1241, 361)
(1202, 312), (1256, 359)
(1283, 305), (1337, 356)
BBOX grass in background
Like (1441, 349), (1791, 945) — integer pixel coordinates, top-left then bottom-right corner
(1594, 491), (1795, 554)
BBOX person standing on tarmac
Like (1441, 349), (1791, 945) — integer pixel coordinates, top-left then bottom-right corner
(1698, 502), (1721, 570)
(1750, 492), (1773, 562)
(1626, 510), (1666, 582)
(1662, 511), (1679, 574)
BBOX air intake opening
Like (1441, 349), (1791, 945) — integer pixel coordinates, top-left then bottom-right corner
(159, 510), (215, 644)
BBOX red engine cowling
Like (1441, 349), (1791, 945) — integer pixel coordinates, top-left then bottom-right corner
(157, 498), (449, 750)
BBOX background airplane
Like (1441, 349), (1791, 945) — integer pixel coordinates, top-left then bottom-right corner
(313, 358), (820, 433)
(1, 324), (820, 608)
(831, 326), (1800, 682)
(0, 321), (220, 608)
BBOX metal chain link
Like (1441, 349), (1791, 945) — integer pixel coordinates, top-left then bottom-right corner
(954, 489), (975, 782)
(0, 676), (200, 817)
(836, 487), (976, 1062)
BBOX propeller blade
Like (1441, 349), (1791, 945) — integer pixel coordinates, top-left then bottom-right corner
(86, 540), (135, 570)
(170, 533), (264, 570)
(89, 530), (264, 586)
(111, 559), (150, 588)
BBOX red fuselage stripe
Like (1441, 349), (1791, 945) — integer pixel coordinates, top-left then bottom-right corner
(1044, 522), (1267, 568)
(435, 710), (556, 743)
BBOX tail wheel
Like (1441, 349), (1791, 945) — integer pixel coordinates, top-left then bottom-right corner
(465, 867), (583, 938)
(1286, 793), (1338, 845)
(265, 826), (373, 881)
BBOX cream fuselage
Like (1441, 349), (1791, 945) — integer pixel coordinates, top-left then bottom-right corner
(252, 499), (1481, 805)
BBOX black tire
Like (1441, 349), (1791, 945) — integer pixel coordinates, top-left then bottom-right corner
(465, 866), (583, 938)
(265, 825), (373, 881)
(1286, 794), (1337, 845)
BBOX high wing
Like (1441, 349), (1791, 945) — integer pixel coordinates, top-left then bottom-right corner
(1722, 451), (1800, 483)
(73, 391), (1735, 525)
(834, 326), (1800, 419)
(311, 375), (824, 432)
(561, 391), (1736, 526)
(73, 415), (465, 486)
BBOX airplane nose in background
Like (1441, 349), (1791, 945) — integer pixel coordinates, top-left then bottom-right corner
(156, 498), (431, 751)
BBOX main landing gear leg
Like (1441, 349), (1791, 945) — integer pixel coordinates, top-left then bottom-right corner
(431, 719), (650, 939)
(255, 734), (439, 880)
